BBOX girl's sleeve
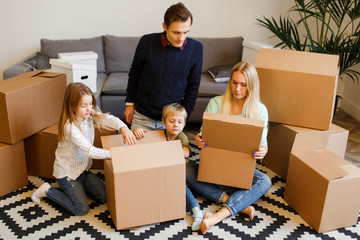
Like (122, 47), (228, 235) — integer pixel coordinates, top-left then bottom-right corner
(258, 104), (269, 149)
(65, 123), (111, 159)
(101, 114), (126, 130)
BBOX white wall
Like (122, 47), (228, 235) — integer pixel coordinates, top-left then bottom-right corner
(0, 0), (293, 80)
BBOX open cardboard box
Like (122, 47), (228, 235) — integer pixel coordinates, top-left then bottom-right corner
(0, 141), (28, 197)
(198, 112), (264, 189)
(284, 148), (360, 233)
(91, 126), (117, 169)
(0, 70), (67, 144)
(101, 130), (185, 230)
(263, 123), (330, 179)
(255, 48), (339, 130)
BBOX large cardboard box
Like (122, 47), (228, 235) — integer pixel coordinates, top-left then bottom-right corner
(102, 133), (185, 230)
(0, 141), (28, 197)
(198, 112), (264, 189)
(255, 48), (339, 130)
(284, 148), (360, 233)
(0, 70), (66, 144)
(326, 123), (349, 158)
(263, 123), (330, 179)
(24, 124), (58, 179)
(92, 126), (117, 169)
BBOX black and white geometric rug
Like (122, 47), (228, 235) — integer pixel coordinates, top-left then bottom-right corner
(1, 142), (359, 240)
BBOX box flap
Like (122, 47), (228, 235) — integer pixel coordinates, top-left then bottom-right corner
(329, 123), (348, 134)
(42, 123), (58, 135)
(255, 48), (339, 77)
(101, 130), (166, 150)
(202, 112), (264, 153)
(110, 140), (184, 172)
(292, 148), (347, 181)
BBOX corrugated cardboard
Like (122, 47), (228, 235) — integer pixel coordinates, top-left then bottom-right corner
(102, 137), (185, 230)
(326, 123), (349, 158)
(24, 124), (58, 179)
(263, 123), (330, 179)
(0, 70), (67, 144)
(255, 48), (339, 130)
(0, 141), (28, 197)
(92, 126), (117, 169)
(284, 148), (360, 233)
(198, 112), (264, 189)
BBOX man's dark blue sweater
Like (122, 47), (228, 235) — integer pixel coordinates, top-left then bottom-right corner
(126, 32), (203, 120)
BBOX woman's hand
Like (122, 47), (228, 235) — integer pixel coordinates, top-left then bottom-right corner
(195, 133), (208, 149)
(252, 146), (267, 162)
(120, 126), (137, 145)
(133, 128), (147, 139)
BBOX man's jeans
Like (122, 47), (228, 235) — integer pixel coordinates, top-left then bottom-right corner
(46, 171), (106, 215)
(186, 161), (271, 216)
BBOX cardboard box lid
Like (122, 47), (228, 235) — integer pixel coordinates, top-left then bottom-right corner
(0, 70), (63, 94)
(255, 48), (339, 77)
(42, 123), (58, 135)
(291, 148), (349, 181)
(58, 51), (98, 60)
(110, 140), (184, 173)
(50, 59), (96, 70)
(101, 130), (166, 150)
(202, 112), (264, 153)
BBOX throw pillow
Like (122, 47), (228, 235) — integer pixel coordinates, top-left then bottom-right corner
(207, 65), (233, 83)
(24, 52), (51, 70)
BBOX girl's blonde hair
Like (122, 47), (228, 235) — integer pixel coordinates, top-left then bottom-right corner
(162, 103), (187, 122)
(58, 83), (112, 142)
(220, 61), (261, 119)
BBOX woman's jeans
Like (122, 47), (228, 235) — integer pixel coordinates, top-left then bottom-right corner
(186, 161), (271, 216)
(46, 170), (106, 215)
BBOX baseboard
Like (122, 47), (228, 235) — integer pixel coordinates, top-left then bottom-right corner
(339, 98), (360, 122)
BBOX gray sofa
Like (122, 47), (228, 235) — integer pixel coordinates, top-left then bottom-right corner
(3, 35), (244, 123)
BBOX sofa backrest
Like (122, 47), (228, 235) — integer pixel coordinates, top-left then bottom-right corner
(193, 36), (244, 73)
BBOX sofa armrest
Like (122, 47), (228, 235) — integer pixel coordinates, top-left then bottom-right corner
(3, 53), (36, 80)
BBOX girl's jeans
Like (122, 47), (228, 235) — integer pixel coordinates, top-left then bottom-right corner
(186, 185), (200, 212)
(46, 170), (106, 215)
(186, 161), (271, 216)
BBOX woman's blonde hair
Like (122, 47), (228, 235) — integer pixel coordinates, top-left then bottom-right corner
(58, 83), (112, 142)
(162, 103), (187, 122)
(220, 61), (260, 119)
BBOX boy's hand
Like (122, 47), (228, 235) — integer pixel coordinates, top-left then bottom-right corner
(195, 133), (208, 149)
(252, 146), (267, 162)
(120, 126), (137, 145)
(133, 128), (147, 139)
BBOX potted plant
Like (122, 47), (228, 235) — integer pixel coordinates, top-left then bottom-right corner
(257, 0), (360, 85)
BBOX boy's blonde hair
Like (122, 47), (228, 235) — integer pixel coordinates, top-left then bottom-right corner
(58, 82), (113, 142)
(162, 103), (187, 122)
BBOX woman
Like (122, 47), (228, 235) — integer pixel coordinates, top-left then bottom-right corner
(186, 62), (272, 234)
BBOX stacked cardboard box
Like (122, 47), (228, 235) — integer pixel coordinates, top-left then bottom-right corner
(0, 70), (67, 196)
(254, 48), (360, 233)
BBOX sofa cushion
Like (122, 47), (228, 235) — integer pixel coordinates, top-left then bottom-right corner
(41, 36), (106, 73)
(194, 37), (243, 73)
(104, 35), (141, 73)
(101, 72), (129, 95)
(24, 52), (51, 70)
(198, 74), (227, 97)
(207, 65), (232, 83)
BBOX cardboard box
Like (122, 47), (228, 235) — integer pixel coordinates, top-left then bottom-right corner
(101, 130), (166, 148)
(255, 48), (339, 130)
(326, 123), (349, 158)
(24, 124), (58, 179)
(50, 59), (97, 93)
(284, 148), (360, 233)
(263, 123), (330, 179)
(92, 126), (117, 169)
(0, 141), (28, 197)
(101, 131), (185, 229)
(0, 70), (67, 144)
(198, 112), (264, 189)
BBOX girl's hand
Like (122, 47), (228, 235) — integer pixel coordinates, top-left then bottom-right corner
(252, 146), (267, 162)
(195, 133), (208, 149)
(120, 126), (137, 145)
(133, 128), (147, 139)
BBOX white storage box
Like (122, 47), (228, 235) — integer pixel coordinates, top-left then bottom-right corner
(50, 59), (97, 92)
(58, 51), (98, 66)
(242, 40), (274, 65)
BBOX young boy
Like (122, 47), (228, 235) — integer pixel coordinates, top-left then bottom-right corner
(133, 103), (203, 231)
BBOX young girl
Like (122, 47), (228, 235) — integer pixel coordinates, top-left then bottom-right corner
(133, 103), (204, 231)
(186, 62), (272, 234)
(31, 82), (136, 215)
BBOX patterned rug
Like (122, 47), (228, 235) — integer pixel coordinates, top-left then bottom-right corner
(1, 141), (359, 240)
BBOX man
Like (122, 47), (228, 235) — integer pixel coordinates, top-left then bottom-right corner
(124, 2), (203, 130)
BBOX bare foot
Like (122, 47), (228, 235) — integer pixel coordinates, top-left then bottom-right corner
(240, 206), (255, 220)
(201, 208), (231, 234)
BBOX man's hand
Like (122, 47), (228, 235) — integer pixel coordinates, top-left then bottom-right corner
(124, 105), (134, 124)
